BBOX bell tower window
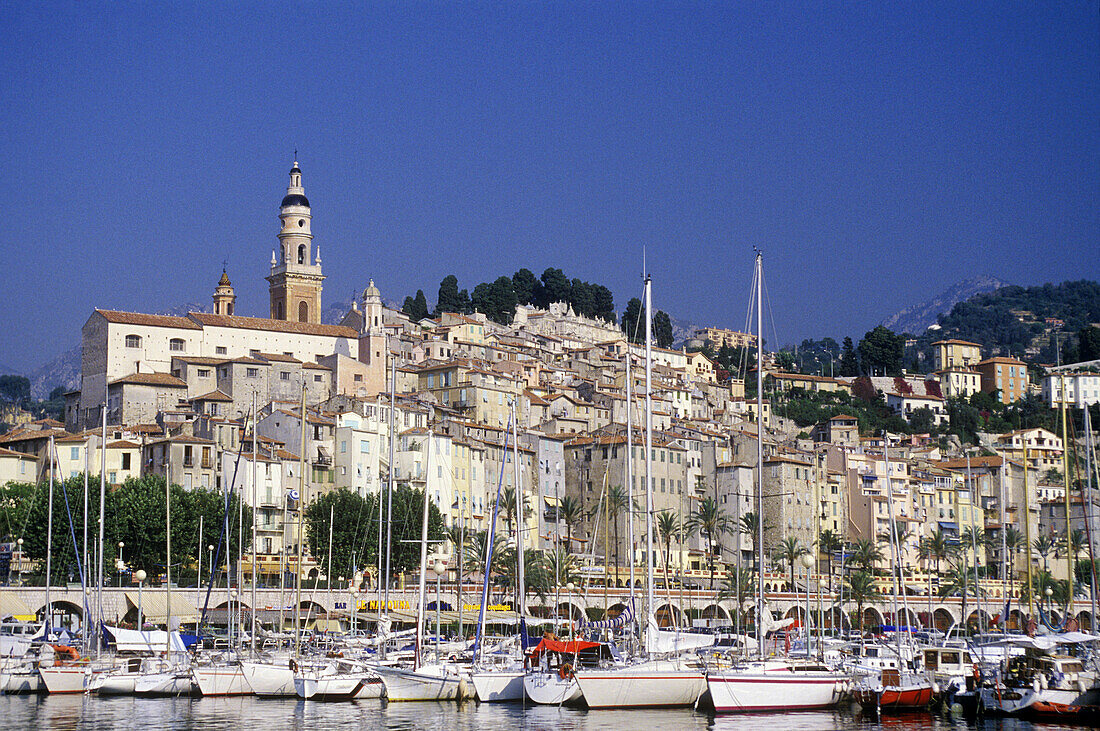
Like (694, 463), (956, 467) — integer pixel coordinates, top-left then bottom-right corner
(298, 301), (309, 322)
(298, 244), (306, 264)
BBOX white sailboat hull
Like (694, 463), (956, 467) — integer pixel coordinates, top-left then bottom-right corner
(134, 671), (194, 696)
(471, 670), (524, 702)
(375, 664), (463, 701)
(193, 665), (250, 696)
(523, 670), (581, 705)
(575, 665), (706, 708)
(241, 661), (297, 697)
(294, 673), (384, 700)
(707, 667), (847, 713)
(92, 672), (139, 695)
(0, 667), (42, 693)
(39, 666), (88, 694)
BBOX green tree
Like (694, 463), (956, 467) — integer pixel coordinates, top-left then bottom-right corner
(773, 536), (808, 590)
(839, 336), (860, 377)
(0, 375), (31, 405)
(592, 284), (616, 323)
(434, 275), (470, 315)
(850, 538), (884, 573)
(687, 497), (733, 590)
(655, 511), (681, 590)
(653, 310), (674, 349)
(605, 485), (630, 578)
(402, 289), (429, 321)
(1076, 325), (1100, 362)
(918, 528), (954, 577)
(846, 570), (878, 632)
(512, 268), (539, 306)
(857, 326), (903, 376)
(938, 559), (983, 631)
(471, 276), (518, 325)
(557, 495), (584, 555)
(546, 548), (579, 587)
(538, 268), (571, 307)
(499, 486), (530, 540)
(303, 488), (379, 586)
(818, 529), (844, 591)
(621, 298), (643, 344)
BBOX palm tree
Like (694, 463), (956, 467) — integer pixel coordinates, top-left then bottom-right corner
(499, 547), (550, 602)
(818, 529), (843, 592)
(918, 528), (953, 577)
(558, 495), (584, 555)
(773, 536), (808, 591)
(717, 566), (754, 629)
(850, 538), (885, 574)
(1003, 525), (1026, 592)
(1067, 528), (1087, 562)
(546, 547), (579, 587)
(687, 497), (733, 590)
(605, 485), (630, 582)
(655, 511), (680, 591)
(461, 530), (511, 597)
(500, 486), (530, 538)
(1020, 569), (1073, 608)
(877, 519), (915, 565)
(938, 559), (983, 633)
(846, 570), (878, 633)
(961, 525), (988, 578)
(1032, 534), (1057, 572)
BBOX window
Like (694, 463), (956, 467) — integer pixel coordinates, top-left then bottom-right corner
(215, 346), (227, 355)
(280, 371), (290, 381)
(354, 374), (362, 382)
(340, 441), (347, 454)
(314, 375), (322, 382)
(197, 368), (210, 377)
(298, 301), (309, 322)
(121, 453), (131, 470)
(70, 446), (79, 459)
(169, 338), (185, 352)
(360, 441), (370, 454)
(247, 368), (259, 378)
(108, 471), (116, 483)
(125, 334), (142, 348)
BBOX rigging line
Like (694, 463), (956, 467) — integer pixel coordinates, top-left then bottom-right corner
(737, 263), (758, 381)
(761, 263), (783, 364)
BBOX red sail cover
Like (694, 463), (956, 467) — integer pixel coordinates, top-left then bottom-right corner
(526, 638), (601, 661)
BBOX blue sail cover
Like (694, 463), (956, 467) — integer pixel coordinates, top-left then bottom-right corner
(582, 601), (634, 629)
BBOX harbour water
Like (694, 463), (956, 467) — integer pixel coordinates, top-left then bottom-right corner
(0, 696), (1092, 731)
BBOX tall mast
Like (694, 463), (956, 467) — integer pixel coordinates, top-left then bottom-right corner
(250, 391), (258, 656)
(512, 399), (525, 614)
(165, 441), (172, 655)
(98, 384), (107, 658)
(625, 343), (635, 613)
(883, 438), (905, 658)
(414, 430), (432, 671)
(46, 435), (54, 637)
(754, 251), (765, 653)
(643, 274), (654, 643)
(294, 381), (307, 656)
(1023, 447), (1034, 618)
(1060, 373), (1073, 603)
(383, 358), (397, 650)
(966, 452), (983, 633)
(1083, 406), (1098, 628)
(82, 444), (89, 654)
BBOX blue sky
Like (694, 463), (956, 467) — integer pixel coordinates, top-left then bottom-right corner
(2, 2), (1098, 374)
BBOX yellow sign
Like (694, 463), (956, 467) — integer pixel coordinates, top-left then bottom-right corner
(462, 604), (510, 612)
(364, 599), (410, 611)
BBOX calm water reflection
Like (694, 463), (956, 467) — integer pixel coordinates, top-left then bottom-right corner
(0, 695), (1092, 731)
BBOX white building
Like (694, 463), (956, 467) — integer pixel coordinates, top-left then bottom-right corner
(1042, 371), (1100, 408)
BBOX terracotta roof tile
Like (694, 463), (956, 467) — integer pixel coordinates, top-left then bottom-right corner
(96, 309), (202, 330)
(188, 312), (357, 338)
(110, 373), (188, 388)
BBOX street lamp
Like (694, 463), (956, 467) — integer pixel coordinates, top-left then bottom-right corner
(431, 559), (447, 658)
(801, 553), (815, 645)
(15, 538), (23, 586)
(134, 570), (147, 629)
(208, 545), (214, 587)
(117, 542), (126, 587)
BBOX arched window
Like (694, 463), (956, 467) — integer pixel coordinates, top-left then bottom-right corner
(169, 338), (185, 352)
(275, 301), (284, 320)
(297, 244), (306, 264)
(125, 334), (142, 348)
(298, 301), (309, 322)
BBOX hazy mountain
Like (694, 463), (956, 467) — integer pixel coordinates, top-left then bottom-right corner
(881, 276), (1010, 335)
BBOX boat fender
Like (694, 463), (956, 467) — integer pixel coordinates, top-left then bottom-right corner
(558, 663), (574, 680)
(1077, 679), (1087, 694)
(1038, 674), (1047, 691)
(1032, 677), (1041, 693)
(289, 659), (298, 673)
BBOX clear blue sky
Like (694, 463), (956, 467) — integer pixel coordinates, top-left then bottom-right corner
(2, 2), (1098, 374)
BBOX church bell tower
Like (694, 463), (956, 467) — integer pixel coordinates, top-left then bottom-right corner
(267, 158), (325, 323)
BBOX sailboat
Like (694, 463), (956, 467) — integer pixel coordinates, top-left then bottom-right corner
(705, 252), (848, 713)
(574, 274), (708, 709)
(374, 428), (465, 701)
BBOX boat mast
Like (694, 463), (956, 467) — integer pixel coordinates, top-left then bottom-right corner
(966, 451), (983, 634)
(1023, 446), (1034, 619)
(250, 391), (258, 656)
(625, 340), (636, 624)
(883, 437), (904, 659)
(643, 274), (655, 646)
(1083, 406), (1098, 628)
(1060, 373), (1074, 605)
(98, 384), (107, 659)
(166, 438), (172, 656)
(383, 358), (397, 654)
(414, 430), (432, 671)
(512, 399), (525, 615)
(46, 435), (54, 638)
(754, 251), (765, 654)
(82, 443), (89, 655)
(294, 382), (307, 656)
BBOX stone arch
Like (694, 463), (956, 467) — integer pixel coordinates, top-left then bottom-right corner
(39, 600), (84, 631)
(701, 603), (731, 624)
(607, 602), (629, 620)
(654, 603), (682, 628)
(822, 606), (849, 630)
(933, 607), (955, 632)
(861, 606), (884, 630)
(1076, 611), (1093, 631)
(555, 601), (585, 623)
(297, 244), (307, 264)
(966, 609), (992, 631)
(1007, 609), (1025, 631)
(896, 607), (920, 628)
